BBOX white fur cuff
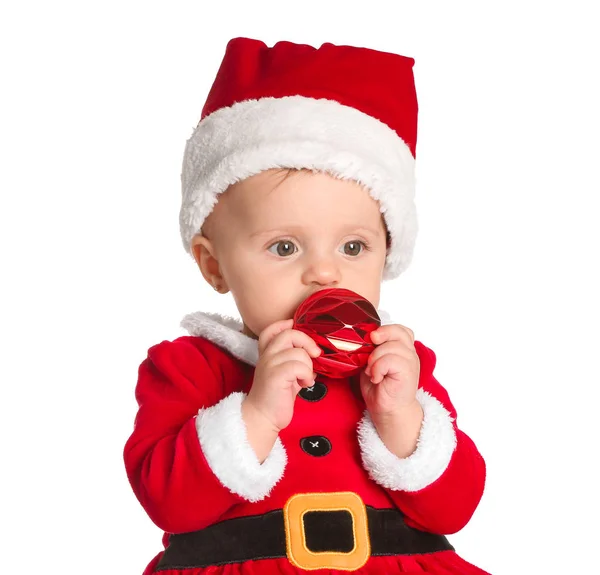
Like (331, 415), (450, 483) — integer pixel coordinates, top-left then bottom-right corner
(357, 389), (457, 492)
(195, 392), (287, 502)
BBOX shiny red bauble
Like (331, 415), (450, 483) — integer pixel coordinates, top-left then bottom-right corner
(293, 288), (381, 379)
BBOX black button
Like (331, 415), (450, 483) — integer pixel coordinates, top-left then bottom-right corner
(298, 381), (327, 402)
(300, 435), (332, 457)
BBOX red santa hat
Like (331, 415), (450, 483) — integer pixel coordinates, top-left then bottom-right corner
(180, 37), (419, 280)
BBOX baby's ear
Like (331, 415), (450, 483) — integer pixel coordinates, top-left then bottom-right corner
(190, 233), (207, 264)
(190, 234), (225, 289)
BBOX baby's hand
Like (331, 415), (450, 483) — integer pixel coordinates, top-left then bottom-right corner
(245, 318), (322, 434)
(359, 324), (420, 418)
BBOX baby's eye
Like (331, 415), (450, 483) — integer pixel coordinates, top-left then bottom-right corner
(268, 240), (297, 257)
(342, 241), (367, 256)
(267, 239), (369, 258)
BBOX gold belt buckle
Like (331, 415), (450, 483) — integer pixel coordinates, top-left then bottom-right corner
(283, 491), (371, 571)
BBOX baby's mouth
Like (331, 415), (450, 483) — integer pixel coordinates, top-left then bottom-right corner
(325, 337), (362, 352)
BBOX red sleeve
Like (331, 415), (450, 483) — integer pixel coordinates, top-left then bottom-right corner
(358, 341), (486, 535)
(123, 337), (244, 534)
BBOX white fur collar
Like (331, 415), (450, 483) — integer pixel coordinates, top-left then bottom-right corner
(180, 308), (393, 367)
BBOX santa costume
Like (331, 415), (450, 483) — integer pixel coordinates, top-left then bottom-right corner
(124, 37), (490, 574)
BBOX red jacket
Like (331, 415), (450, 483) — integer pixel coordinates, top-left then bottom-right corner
(124, 311), (489, 575)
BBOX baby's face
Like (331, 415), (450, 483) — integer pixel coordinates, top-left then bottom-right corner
(193, 169), (388, 340)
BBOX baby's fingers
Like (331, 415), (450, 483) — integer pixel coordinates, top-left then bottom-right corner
(365, 355), (397, 384)
(262, 324), (322, 360)
(258, 319), (294, 355)
(274, 361), (317, 390)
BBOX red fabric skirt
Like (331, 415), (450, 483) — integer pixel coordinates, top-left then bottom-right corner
(143, 550), (491, 575)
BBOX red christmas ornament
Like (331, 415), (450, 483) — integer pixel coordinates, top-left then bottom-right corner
(293, 288), (381, 379)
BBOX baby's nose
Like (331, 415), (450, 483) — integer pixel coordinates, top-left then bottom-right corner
(303, 261), (341, 286)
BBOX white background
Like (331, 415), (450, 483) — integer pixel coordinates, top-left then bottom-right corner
(1, 1), (599, 574)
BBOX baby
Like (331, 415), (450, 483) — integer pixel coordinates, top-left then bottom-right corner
(124, 37), (490, 575)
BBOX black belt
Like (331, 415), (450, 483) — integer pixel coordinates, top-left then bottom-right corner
(156, 506), (454, 571)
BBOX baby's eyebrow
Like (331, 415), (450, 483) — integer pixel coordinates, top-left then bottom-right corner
(250, 226), (380, 238)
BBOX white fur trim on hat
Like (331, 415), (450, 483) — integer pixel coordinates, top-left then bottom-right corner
(357, 388), (457, 492)
(180, 95), (418, 281)
(195, 391), (287, 502)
